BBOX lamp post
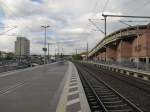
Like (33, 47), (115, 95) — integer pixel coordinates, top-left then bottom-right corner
(48, 43), (50, 63)
(87, 42), (89, 61)
(41, 25), (50, 65)
(48, 43), (54, 63)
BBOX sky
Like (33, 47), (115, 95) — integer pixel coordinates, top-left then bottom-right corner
(0, 0), (150, 55)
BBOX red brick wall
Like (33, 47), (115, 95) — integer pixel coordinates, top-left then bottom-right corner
(106, 47), (116, 61)
(96, 52), (106, 60)
(117, 41), (132, 59)
(145, 32), (150, 56)
(93, 29), (150, 61)
(132, 31), (150, 57)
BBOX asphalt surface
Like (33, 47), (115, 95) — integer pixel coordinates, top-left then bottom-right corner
(0, 62), (68, 112)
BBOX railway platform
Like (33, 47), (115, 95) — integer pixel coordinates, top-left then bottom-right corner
(0, 61), (90, 112)
(56, 62), (90, 112)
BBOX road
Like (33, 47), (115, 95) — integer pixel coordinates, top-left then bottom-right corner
(0, 62), (68, 112)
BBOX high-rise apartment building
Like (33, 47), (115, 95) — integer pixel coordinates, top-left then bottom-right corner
(15, 37), (30, 56)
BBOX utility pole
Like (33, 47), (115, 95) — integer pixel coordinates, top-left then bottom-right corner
(76, 49), (77, 55)
(57, 42), (60, 58)
(48, 43), (50, 63)
(104, 16), (107, 37)
(61, 47), (63, 58)
(19, 37), (21, 64)
(41, 25), (50, 65)
(55, 48), (56, 59)
(87, 42), (89, 61)
(104, 16), (107, 61)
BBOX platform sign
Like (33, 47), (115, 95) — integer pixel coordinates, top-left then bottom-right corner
(43, 48), (47, 51)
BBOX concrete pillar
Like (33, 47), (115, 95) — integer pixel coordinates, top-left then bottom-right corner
(106, 47), (117, 62)
(117, 40), (132, 63)
(146, 57), (149, 64)
(145, 57), (149, 71)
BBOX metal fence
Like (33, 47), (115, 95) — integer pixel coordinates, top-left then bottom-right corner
(90, 60), (150, 72)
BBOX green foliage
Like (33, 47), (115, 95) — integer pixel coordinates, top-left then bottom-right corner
(6, 52), (14, 60)
(72, 54), (82, 60)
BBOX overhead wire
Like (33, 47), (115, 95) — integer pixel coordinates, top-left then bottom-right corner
(89, 0), (110, 38)
(102, 0), (110, 13)
(110, 1), (135, 12)
(0, 26), (17, 35)
(0, 0), (33, 36)
(75, 0), (102, 53)
(128, 0), (150, 15)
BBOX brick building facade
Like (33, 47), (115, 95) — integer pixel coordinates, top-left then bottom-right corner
(90, 25), (150, 64)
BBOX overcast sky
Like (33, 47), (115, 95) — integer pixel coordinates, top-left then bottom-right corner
(0, 0), (150, 55)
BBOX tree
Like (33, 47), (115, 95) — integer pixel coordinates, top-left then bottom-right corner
(72, 54), (82, 60)
(6, 52), (14, 60)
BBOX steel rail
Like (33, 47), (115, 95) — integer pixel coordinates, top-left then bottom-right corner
(77, 65), (108, 112)
(80, 64), (144, 112)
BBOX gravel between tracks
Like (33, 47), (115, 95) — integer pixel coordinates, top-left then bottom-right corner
(76, 63), (150, 112)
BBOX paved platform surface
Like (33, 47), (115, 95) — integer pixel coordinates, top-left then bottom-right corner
(0, 62), (68, 112)
(0, 61), (90, 112)
(56, 62), (90, 112)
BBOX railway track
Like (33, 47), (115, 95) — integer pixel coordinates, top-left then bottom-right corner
(87, 64), (150, 94)
(75, 63), (144, 112)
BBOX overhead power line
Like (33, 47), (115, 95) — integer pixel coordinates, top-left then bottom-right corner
(89, 19), (105, 34)
(0, 0), (32, 34)
(129, 0), (150, 14)
(102, 0), (110, 13)
(78, 0), (102, 50)
(119, 21), (133, 27)
(0, 26), (17, 35)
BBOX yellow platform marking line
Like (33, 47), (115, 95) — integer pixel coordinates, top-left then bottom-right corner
(56, 62), (72, 112)
(56, 62), (90, 112)
(66, 98), (80, 106)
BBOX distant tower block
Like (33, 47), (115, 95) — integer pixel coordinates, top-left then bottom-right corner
(15, 37), (30, 57)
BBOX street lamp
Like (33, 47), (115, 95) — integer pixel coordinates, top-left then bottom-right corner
(41, 25), (50, 65)
(47, 43), (55, 63)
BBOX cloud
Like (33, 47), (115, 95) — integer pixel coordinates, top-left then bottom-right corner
(0, 0), (150, 55)
(59, 28), (90, 35)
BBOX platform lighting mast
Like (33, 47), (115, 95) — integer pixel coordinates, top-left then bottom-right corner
(86, 42), (89, 61)
(41, 25), (50, 65)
